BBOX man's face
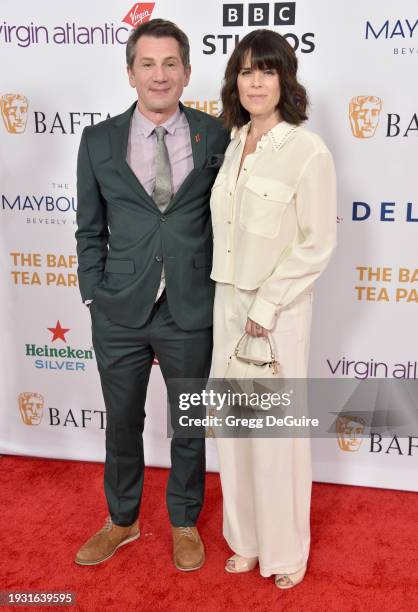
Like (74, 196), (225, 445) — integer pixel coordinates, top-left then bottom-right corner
(349, 97), (382, 138)
(1, 94), (29, 133)
(127, 35), (191, 119)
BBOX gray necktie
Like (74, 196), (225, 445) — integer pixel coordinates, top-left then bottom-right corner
(152, 126), (172, 212)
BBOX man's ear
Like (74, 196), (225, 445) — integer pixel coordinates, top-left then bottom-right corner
(127, 65), (135, 88)
(184, 64), (192, 87)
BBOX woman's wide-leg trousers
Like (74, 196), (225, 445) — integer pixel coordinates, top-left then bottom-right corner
(212, 283), (313, 577)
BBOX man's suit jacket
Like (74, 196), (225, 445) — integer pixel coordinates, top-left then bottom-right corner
(75, 101), (230, 330)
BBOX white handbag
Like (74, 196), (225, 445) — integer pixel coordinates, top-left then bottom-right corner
(224, 332), (280, 379)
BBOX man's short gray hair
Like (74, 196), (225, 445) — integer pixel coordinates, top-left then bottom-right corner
(126, 18), (190, 69)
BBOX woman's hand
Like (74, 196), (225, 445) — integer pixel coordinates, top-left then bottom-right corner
(245, 317), (269, 338)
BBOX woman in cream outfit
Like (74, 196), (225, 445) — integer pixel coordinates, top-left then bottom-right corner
(210, 30), (337, 589)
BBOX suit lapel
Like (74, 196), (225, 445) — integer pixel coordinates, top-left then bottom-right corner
(164, 104), (208, 212)
(182, 103), (207, 171)
(110, 102), (157, 211)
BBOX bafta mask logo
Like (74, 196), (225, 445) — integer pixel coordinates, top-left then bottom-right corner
(349, 96), (382, 139)
(1, 94), (29, 134)
(18, 392), (44, 426)
(336, 414), (366, 452)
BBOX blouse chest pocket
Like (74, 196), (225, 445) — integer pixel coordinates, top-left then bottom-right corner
(239, 176), (294, 239)
(210, 171), (228, 226)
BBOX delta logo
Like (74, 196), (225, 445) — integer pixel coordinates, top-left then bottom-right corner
(25, 320), (94, 372)
(122, 3), (155, 28)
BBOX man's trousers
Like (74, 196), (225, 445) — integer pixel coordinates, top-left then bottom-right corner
(90, 291), (212, 527)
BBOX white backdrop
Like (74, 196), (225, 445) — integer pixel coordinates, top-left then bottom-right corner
(1, 0), (417, 491)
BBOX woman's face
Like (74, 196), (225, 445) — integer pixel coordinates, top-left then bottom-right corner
(237, 53), (281, 121)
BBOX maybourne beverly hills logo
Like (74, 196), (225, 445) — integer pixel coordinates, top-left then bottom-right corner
(25, 320), (94, 372)
(365, 18), (418, 56)
(0, 3), (155, 48)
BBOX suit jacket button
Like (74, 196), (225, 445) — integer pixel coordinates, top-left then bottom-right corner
(155, 256), (163, 262)
(160, 216), (167, 222)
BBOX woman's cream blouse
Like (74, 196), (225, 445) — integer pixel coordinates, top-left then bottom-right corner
(210, 120), (337, 330)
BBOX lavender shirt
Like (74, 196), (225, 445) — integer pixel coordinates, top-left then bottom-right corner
(127, 105), (193, 197)
(126, 105), (194, 300)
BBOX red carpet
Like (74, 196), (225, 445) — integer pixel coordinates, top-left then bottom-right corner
(1, 455), (417, 612)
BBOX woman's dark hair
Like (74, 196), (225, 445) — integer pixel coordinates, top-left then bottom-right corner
(126, 18), (190, 69)
(220, 29), (308, 129)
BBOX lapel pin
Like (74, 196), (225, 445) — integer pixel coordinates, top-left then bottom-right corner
(195, 133), (201, 143)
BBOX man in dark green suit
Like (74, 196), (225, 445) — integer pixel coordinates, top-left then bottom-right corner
(74, 19), (229, 570)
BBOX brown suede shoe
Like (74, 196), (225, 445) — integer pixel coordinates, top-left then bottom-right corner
(75, 516), (140, 566)
(172, 526), (205, 572)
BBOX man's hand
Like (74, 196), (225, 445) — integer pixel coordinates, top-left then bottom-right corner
(245, 317), (268, 338)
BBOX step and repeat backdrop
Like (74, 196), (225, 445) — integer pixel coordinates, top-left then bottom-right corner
(1, 0), (417, 491)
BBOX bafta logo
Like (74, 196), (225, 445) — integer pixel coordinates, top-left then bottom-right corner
(1, 93), (29, 134)
(349, 96), (382, 139)
(336, 414), (366, 452)
(18, 392), (44, 426)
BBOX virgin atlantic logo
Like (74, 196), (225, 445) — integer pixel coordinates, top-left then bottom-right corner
(122, 3), (156, 28)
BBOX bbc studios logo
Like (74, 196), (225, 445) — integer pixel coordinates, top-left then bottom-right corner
(203, 2), (315, 55)
(222, 2), (295, 26)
